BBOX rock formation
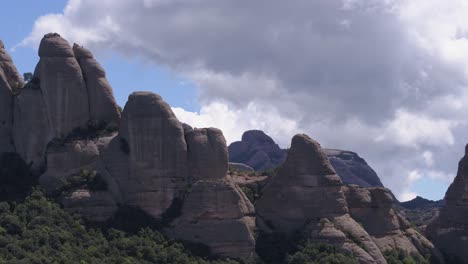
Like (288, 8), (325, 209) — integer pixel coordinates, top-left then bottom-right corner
(325, 149), (384, 187)
(0, 34), (455, 263)
(12, 33), (121, 172)
(426, 145), (468, 263)
(255, 134), (387, 263)
(73, 44), (120, 126)
(0, 40), (22, 153)
(167, 128), (256, 260)
(344, 185), (443, 263)
(228, 130), (287, 171)
(103, 92), (188, 219)
(229, 130), (384, 188)
(185, 128), (228, 182)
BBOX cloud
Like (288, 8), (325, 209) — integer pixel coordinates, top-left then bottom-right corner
(20, 0), (468, 200)
(172, 101), (299, 147)
(400, 191), (418, 202)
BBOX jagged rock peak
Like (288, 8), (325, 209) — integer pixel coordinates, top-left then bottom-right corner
(255, 133), (346, 233)
(72, 43), (93, 59)
(72, 42), (121, 125)
(39, 33), (75, 57)
(241, 130), (275, 144)
(286, 134), (337, 176)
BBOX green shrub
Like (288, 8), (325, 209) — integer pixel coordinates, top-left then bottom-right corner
(0, 153), (35, 201)
(286, 243), (358, 264)
(62, 169), (108, 193)
(240, 186), (256, 203)
(384, 250), (429, 264)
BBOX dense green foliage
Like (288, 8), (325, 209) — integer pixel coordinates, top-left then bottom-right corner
(256, 231), (357, 264)
(0, 190), (238, 264)
(61, 169), (108, 192)
(384, 250), (429, 264)
(286, 243), (358, 264)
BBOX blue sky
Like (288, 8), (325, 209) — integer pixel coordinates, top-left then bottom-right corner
(3, 0), (468, 201)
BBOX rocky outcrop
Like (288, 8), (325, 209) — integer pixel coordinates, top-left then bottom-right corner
(229, 130), (384, 188)
(344, 185), (443, 263)
(13, 33), (120, 172)
(427, 145), (468, 263)
(103, 92), (188, 219)
(325, 149), (384, 187)
(0, 40), (22, 153)
(228, 130), (287, 171)
(255, 134), (386, 263)
(167, 128), (256, 260)
(73, 44), (120, 126)
(186, 128), (228, 182)
(34, 33), (89, 138)
(168, 178), (256, 260)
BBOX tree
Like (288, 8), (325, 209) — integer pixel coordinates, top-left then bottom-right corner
(23, 72), (33, 83)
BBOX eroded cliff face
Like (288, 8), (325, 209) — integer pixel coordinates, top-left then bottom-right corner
(0, 40), (22, 153)
(0, 33), (453, 262)
(426, 145), (468, 263)
(255, 134), (387, 264)
(344, 185), (444, 263)
(13, 33), (121, 173)
(103, 91), (189, 219)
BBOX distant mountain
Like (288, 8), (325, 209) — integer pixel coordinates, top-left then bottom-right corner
(228, 130), (384, 187)
(228, 130), (287, 171)
(400, 196), (444, 210)
(325, 149), (384, 187)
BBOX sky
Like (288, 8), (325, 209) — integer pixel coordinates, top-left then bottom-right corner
(3, 0), (468, 201)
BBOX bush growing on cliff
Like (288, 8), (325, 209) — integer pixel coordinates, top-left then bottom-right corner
(384, 250), (429, 264)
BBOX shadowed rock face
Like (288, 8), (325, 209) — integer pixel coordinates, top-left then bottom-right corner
(228, 130), (287, 171)
(427, 145), (468, 263)
(0, 40), (22, 153)
(325, 149), (384, 187)
(103, 92), (188, 219)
